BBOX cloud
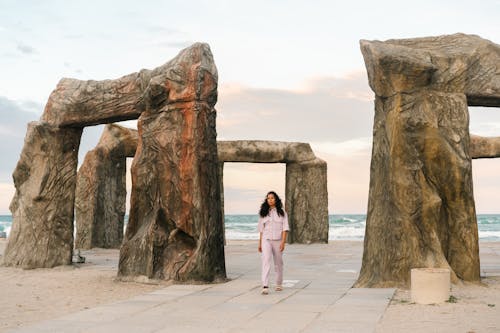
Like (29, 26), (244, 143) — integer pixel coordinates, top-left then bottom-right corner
(144, 25), (183, 35)
(469, 106), (500, 137)
(221, 163), (285, 214)
(217, 72), (374, 143)
(0, 97), (41, 182)
(63, 33), (85, 40)
(223, 186), (269, 214)
(0, 182), (15, 214)
(299, 72), (373, 101)
(167, 41), (194, 48)
(317, 151), (371, 214)
(310, 137), (372, 157)
(16, 43), (37, 55)
(216, 73), (375, 213)
(221, 150), (372, 214)
(472, 159), (500, 213)
(154, 41), (195, 49)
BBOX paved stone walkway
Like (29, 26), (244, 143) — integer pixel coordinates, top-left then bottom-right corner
(8, 242), (394, 333)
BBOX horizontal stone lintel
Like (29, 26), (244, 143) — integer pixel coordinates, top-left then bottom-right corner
(470, 134), (500, 159)
(217, 140), (317, 163)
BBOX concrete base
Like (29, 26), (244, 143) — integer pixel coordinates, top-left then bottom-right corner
(411, 268), (450, 304)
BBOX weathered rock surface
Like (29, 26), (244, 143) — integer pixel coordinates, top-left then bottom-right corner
(218, 140), (329, 244)
(41, 44), (217, 128)
(75, 124), (138, 249)
(118, 44), (226, 282)
(4, 122), (82, 268)
(357, 34), (500, 287)
(217, 140), (316, 163)
(76, 135), (329, 246)
(6, 43), (226, 280)
(470, 134), (500, 158)
(286, 159), (329, 244)
(360, 33), (500, 106)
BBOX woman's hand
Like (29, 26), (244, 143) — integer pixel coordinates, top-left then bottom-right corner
(258, 243), (262, 253)
(280, 242), (285, 252)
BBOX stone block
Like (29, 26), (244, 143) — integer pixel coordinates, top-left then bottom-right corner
(411, 268), (450, 304)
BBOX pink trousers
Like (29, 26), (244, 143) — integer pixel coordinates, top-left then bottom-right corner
(261, 239), (284, 287)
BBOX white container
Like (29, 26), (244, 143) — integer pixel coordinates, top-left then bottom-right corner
(411, 268), (450, 304)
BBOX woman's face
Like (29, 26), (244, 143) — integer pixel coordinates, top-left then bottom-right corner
(267, 193), (276, 208)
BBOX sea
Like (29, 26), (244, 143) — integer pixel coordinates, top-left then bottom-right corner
(1, 214), (500, 242)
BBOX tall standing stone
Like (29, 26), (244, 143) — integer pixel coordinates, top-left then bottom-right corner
(356, 34), (500, 287)
(118, 44), (226, 281)
(4, 122), (82, 268)
(286, 159), (328, 244)
(75, 124), (138, 249)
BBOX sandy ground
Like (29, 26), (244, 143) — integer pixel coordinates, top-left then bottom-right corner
(376, 242), (500, 333)
(0, 239), (168, 332)
(376, 277), (500, 332)
(1, 239), (500, 332)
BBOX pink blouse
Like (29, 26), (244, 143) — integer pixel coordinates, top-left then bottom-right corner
(258, 208), (290, 240)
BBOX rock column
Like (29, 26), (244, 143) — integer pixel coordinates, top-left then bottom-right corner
(75, 124), (138, 249)
(354, 34), (500, 287)
(4, 122), (82, 268)
(286, 159), (329, 243)
(118, 44), (226, 282)
(357, 91), (478, 287)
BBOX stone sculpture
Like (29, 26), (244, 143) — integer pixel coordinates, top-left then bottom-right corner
(218, 140), (328, 244)
(4, 43), (226, 283)
(117, 44), (225, 282)
(75, 132), (329, 247)
(470, 135), (500, 158)
(75, 124), (138, 249)
(4, 124), (82, 268)
(356, 33), (500, 287)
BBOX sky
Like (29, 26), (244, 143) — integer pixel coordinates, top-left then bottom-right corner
(0, 0), (499, 214)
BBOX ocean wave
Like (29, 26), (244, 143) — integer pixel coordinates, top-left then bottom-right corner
(226, 231), (259, 240)
(3, 226), (11, 238)
(330, 226), (365, 240)
(478, 230), (500, 239)
(225, 223), (258, 228)
(337, 217), (358, 223)
(478, 218), (500, 225)
(1, 215), (499, 242)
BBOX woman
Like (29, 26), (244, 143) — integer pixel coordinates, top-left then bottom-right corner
(258, 191), (289, 295)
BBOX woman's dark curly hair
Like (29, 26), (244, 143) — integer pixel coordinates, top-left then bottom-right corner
(259, 191), (285, 217)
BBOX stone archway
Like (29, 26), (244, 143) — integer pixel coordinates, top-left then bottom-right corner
(74, 129), (329, 248)
(4, 43), (226, 282)
(356, 33), (500, 287)
(218, 141), (329, 244)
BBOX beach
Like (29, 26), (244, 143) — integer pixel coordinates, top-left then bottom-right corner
(0, 239), (167, 332)
(376, 241), (500, 332)
(1, 239), (500, 332)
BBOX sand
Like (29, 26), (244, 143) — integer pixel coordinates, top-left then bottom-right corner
(376, 242), (500, 333)
(1, 239), (500, 332)
(0, 240), (167, 332)
(375, 277), (500, 332)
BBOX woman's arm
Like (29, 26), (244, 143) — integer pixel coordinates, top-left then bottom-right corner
(258, 232), (263, 252)
(280, 212), (289, 251)
(280, 230), (288, 252)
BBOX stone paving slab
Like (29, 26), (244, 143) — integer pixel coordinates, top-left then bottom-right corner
(7, 242), (396, 333)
